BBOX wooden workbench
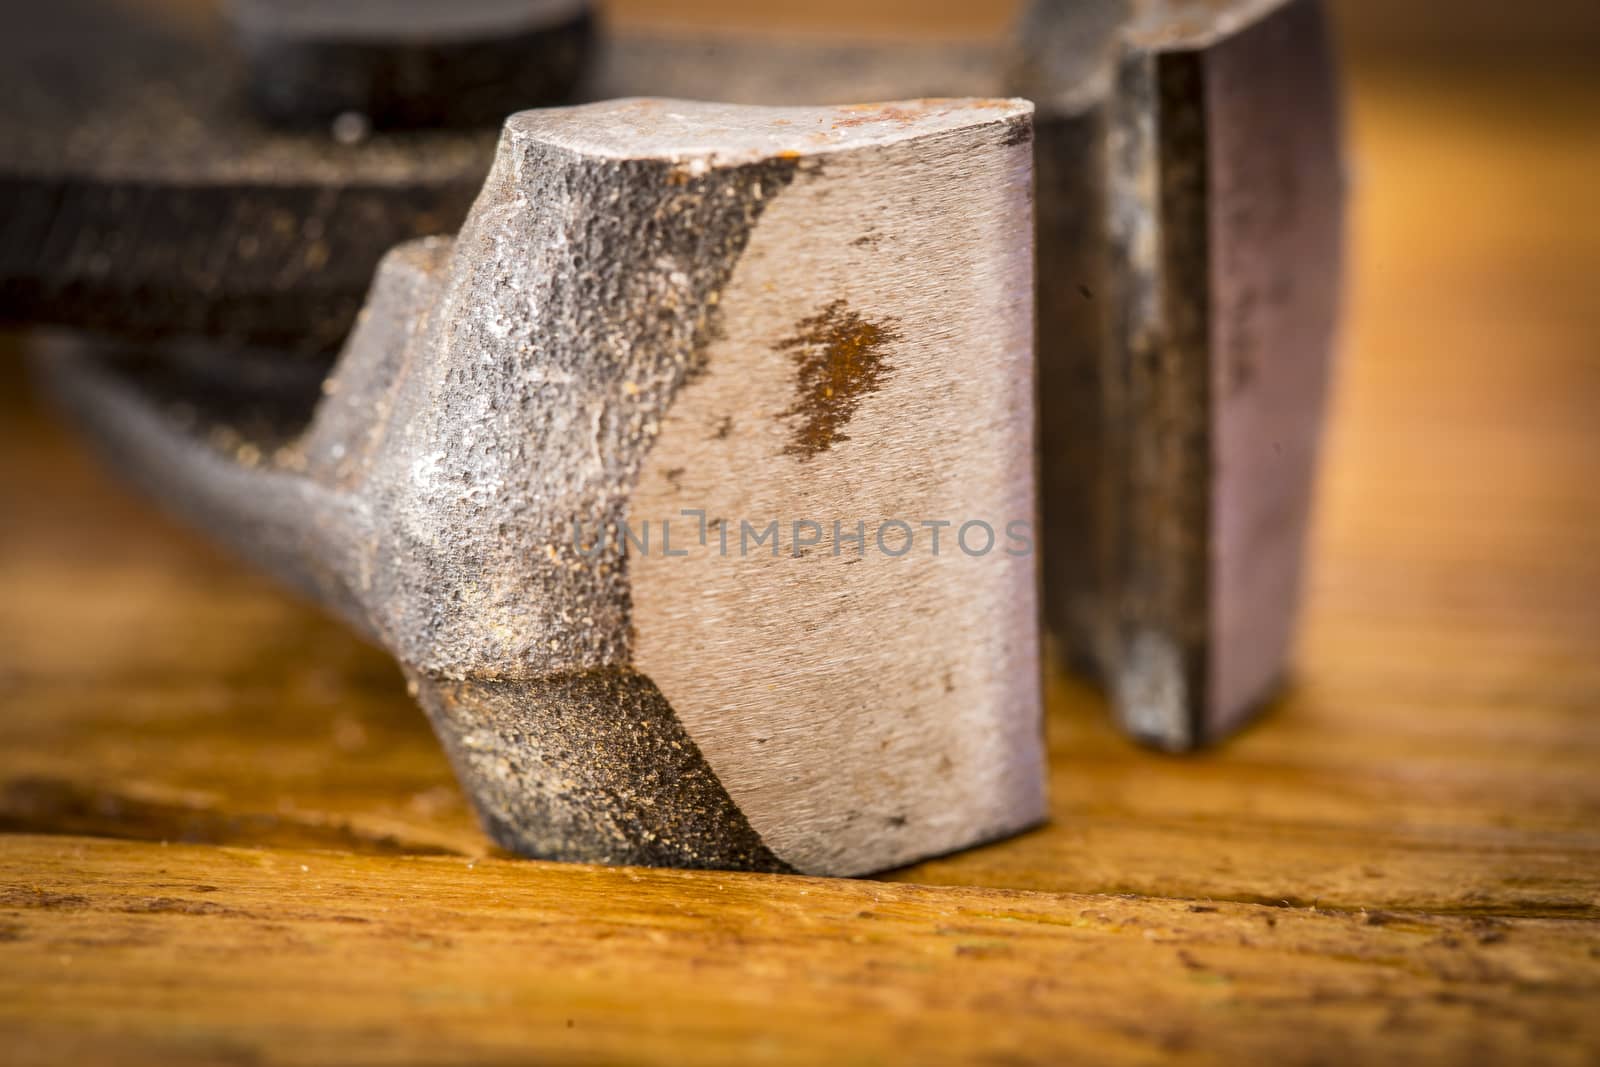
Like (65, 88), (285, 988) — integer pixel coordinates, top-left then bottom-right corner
(2, 48), (1598, 1067)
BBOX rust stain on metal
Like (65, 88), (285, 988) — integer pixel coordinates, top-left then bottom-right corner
(776, 299), (900, 461)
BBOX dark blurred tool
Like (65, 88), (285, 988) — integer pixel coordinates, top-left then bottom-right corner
(2, 0), (1343, 752)
(226, 0), (595, 127)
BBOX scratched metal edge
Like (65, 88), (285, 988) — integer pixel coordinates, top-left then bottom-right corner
(1099, 47), (1209, 752)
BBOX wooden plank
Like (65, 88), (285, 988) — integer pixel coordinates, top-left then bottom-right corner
(3, 833), (1598, 1067)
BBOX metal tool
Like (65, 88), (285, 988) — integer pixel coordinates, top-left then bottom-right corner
(1022, 0), (1345, 748)
(226, 0), (596, 128)
(37, 97), (1045, 876)
(5, 0), (1343, 868)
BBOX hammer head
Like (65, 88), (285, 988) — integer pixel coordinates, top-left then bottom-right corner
(389, 98), (1046, 876)
(41, 97), (1046, 877)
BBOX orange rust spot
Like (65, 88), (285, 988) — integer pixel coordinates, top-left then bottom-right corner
(830, 105), (925, 129)
(777, 300), (900, 461)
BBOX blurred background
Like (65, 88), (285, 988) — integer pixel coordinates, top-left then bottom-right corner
(608, 0), (1600, 58)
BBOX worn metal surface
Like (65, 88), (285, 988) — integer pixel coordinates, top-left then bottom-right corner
(35, 97), (1044, 876)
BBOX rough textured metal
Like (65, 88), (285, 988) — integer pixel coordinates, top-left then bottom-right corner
(36, 97), (1044, 876)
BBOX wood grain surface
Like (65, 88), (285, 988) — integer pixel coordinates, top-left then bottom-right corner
(2, 48), (1599, 1067)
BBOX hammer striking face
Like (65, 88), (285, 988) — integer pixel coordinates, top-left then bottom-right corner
(40, 98), (1045, 876)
